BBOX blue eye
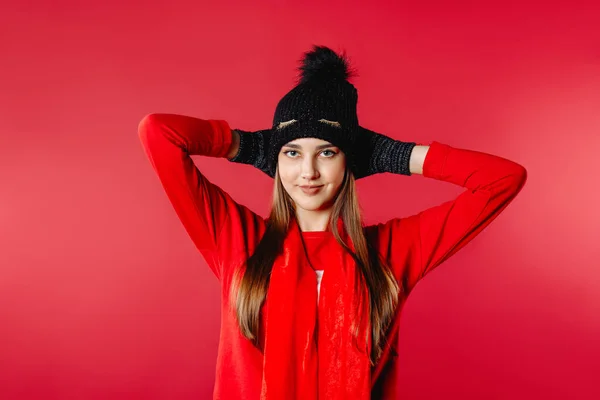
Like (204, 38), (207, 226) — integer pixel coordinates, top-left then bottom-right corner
(283, 150), (337, 158)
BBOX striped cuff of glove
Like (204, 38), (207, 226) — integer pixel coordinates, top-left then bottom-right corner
(369, 134), (417, 176)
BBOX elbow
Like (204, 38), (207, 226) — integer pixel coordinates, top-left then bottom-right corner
(138, 113), (175, 150)
(514, 164), (528, 190)
(506, 164), (528, 197)
(138, 113), (163, 140)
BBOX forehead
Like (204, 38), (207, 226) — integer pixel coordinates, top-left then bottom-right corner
(283, 138), (335, 148)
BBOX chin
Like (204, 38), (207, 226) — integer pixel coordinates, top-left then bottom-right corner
(294, 197), (319, 208)
(296, 197), (334, 211)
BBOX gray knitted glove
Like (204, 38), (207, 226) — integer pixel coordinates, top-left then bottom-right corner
(227, 128), (273, 178)
(354, 127), (417, 179)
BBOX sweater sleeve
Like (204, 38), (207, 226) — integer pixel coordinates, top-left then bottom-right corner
(137, 113), (262, 280)
(368, 141), (528, 293)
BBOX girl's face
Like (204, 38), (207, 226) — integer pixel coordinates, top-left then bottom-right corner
(278, 138), (346, 212)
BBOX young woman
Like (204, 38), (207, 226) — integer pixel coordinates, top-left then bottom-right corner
(138, 45), (527, 400)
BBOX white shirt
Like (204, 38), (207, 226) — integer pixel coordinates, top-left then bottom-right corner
(315, 270), (324, 302)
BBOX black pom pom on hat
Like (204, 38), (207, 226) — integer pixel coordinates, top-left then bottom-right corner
(266, 45), (361, 178)
(297, 45), (356, 84)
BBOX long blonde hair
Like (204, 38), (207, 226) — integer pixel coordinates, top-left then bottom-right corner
(230, 163), (402, 365)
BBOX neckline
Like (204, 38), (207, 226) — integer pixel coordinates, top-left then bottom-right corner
(301, 230), (333, 238)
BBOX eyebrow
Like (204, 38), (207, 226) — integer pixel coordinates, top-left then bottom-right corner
(282, 143), (336, 150)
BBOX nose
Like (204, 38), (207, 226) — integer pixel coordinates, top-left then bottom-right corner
(301, 157), (319, 180)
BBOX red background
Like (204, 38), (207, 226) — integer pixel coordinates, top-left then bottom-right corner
(1, 1), (599, 398)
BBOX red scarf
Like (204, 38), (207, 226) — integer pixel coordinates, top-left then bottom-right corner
(260, 216), (372, 399)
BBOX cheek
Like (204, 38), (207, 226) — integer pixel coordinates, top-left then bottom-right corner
(277, 167), (295, 191)
(277, 160), (297, 180)
(277, 166), (293, 183)
(277, 157), (288, 174)
(324, 164), (346, 183)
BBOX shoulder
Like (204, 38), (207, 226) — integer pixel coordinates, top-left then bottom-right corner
(363, 216), (422, 288)
(364, 214), (420, 245)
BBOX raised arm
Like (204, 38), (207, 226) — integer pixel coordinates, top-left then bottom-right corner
(368, 141), (527, 293)
(137, 113), (263, 280)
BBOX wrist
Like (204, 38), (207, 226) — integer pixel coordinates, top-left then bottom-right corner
(226, 129), (241, 160)
(408, 145), (429, 175)
(228, 129), (257, 164)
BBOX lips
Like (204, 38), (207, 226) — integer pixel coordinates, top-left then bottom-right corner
(299, 185), (323, 195)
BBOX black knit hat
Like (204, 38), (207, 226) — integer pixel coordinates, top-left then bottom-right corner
(266, 45), (360, 178)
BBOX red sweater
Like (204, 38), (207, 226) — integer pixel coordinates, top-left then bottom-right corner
(138, 113), (527, 399)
